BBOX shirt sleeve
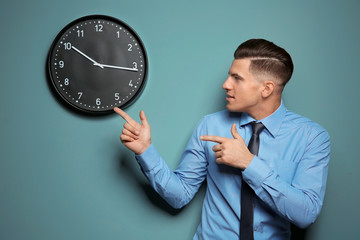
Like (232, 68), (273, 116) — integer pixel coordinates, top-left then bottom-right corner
(242, 127), (330, 229)
(135, 118), (208, 209)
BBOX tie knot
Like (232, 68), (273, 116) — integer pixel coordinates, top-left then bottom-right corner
(250, 122), (265, 136)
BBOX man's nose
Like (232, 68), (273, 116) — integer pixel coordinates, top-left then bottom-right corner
(222, 77), (231, 90)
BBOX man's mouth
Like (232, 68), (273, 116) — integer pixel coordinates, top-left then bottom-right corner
(226, 93), (235, 100)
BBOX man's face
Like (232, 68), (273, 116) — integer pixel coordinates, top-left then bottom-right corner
(222, 58), (263, 113)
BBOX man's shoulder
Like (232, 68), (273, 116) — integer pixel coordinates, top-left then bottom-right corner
(194, 110), (242, 135)
(284, 109), (329, 137)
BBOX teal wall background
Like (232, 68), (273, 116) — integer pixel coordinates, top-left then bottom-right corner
(1, 0), (359, 239)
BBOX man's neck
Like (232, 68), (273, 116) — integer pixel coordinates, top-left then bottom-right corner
(248, 99), (281, 120)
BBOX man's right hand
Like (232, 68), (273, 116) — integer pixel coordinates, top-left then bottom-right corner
(114, 107), (151, 155)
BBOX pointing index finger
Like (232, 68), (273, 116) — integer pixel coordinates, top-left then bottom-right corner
(113, 107), (137, 126)
(200, 135), (227, 143)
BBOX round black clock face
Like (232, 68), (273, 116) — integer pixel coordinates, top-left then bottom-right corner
(47, 15), (147, 114)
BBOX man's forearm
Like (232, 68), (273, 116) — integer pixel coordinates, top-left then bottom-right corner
(135, 144), (205, 209)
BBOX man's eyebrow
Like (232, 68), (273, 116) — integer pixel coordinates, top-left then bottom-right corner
(228, 72), (244, 79)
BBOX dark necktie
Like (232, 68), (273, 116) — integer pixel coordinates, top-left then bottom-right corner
(240, 122), (265, 240)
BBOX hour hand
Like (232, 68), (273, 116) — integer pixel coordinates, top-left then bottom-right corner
(100, 63), (138, 72)
(71, 45), (103, 68)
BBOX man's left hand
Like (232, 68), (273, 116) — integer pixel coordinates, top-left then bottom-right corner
(200, 124), (254, 170)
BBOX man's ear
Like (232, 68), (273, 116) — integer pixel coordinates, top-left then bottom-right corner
(261, 80), (275, 98)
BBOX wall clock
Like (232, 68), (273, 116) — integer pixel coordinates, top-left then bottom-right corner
(47, 15), (148, 114)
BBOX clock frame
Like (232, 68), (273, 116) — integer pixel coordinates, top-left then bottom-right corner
(47, 15), (148, 114)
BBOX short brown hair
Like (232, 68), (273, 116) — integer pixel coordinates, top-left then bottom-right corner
(234, 39), (294, 87)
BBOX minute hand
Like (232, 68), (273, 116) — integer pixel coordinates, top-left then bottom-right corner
(71, 46), (103, 68)
(100, 64), (138, 72)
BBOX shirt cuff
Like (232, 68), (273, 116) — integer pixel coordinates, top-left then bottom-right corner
(242, 155), (272, 189)
(135, 144), (161, 172)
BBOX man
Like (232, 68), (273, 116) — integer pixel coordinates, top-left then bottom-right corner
(114, 39), (330, 239)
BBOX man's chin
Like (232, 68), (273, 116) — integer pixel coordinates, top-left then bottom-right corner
(226, 104), (242, 112)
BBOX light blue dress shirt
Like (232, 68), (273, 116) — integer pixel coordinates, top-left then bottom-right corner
(135, 102), (330, 239)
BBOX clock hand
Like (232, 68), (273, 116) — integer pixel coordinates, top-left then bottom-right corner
(71, 46), (104, 68)
(71, 45), (136, 71)
(100, 63), (138, 72)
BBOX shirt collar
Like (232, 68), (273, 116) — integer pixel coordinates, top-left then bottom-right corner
(239, 101), (287, 138)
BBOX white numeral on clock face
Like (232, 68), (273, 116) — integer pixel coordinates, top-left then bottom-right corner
(78, 92), (83, 99)
(96, 98), (101, 105)
(77, 30), (84, 37)
(64, 42), (71, 50)
(128, 44), (132, 51)
(64, 78), (69, 85)
(115, 93), (120, 100)
(95, 24), (103, 32)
